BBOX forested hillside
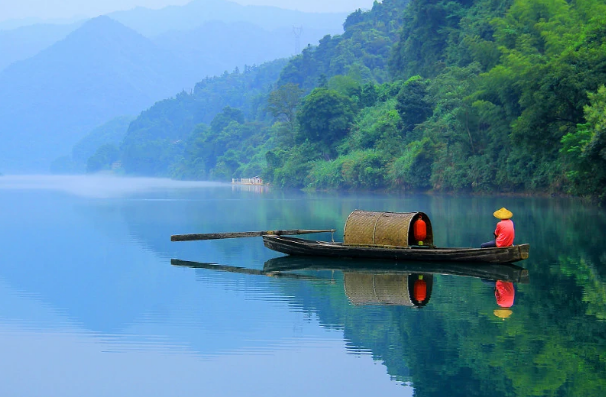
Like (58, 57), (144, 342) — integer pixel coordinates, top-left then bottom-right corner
(84, 0), (606, 200)
(99, 0), (409, 180)
(118, 59), (287, 177)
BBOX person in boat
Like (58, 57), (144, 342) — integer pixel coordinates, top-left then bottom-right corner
(481, 207), (514, 248)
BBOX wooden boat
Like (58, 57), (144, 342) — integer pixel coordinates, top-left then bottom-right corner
(262, 235), (530, 264)
(171, 209), (530, 265)
(262, 209), (529, 264)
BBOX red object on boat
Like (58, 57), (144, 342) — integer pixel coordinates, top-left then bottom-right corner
(413, 278), (427, 302)
(414, 216), (427, 242)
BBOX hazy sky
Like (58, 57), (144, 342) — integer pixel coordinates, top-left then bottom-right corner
(0, 0), (377, 21)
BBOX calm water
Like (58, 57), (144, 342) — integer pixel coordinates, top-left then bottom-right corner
(0, 175), (605, 397)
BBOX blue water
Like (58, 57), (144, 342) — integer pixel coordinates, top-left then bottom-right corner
(0, 175), (604, 397)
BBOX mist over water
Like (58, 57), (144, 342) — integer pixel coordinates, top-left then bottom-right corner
(0, 174), (225, 198)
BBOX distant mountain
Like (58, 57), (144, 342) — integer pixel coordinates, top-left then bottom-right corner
(0, 22), (82, 72)
(152, 20), (339, 77)
(49, 115), (133, 174)
(0, 0), (345, 74)
(0, 18), (45, 30)
(0, 16), (196, 172)
(0, 0), (348, 172)
(109, 0), (347, 37)
(0, 16), (84, 30)
(71, 116), (134, 166)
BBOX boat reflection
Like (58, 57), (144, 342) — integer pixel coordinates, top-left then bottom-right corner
(264, 256), (528, 308)
(262, 256), (529, 283)
(171, 256), (529, 309)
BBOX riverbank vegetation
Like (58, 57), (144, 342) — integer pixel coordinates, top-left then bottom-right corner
(81, 0), (606, 200)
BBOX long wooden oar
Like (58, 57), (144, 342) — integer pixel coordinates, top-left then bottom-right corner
(171, 228), (335, 242)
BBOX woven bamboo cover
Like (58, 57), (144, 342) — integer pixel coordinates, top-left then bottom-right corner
(343, 210), (433, 247)
(343, 273), (413, 306)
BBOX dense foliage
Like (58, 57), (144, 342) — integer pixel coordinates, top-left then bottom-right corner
(278, 0), (410, 89)
(265, 0), (606, 199)
(80, 0), (606, 200)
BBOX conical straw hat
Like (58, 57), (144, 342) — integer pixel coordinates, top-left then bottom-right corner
(493, 207), (513, 220)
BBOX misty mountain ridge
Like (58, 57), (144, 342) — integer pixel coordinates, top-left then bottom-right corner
(0, 16), (195, 172)
(0, 0), (345, 74)
(0, 16), (192, 107)
(0, 15), (85, 30)
(0, 0), (349, 172)
(152, 20), (339, 75)
(109, 0), (348, 37)
(0, 22), (83, 72)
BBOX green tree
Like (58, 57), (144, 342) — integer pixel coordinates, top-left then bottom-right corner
(395, 76), (432, 134)
(266, 83), (304, 146)
(583, 85), (606, 164)
(266, 83), (304, 127)
(297, 88), (356, 157)
(210, 106), (245, 133)
(389, 0), (477, 80)
(388, 138), (435, 189)
(561, 85), (606, 199)
(278, 0), (410, 89)
(270, 142), (320, 188)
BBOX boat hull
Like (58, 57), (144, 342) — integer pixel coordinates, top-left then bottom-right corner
(263, 235), (529, 264)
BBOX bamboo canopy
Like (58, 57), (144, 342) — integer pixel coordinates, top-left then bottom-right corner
(343, 210), (434, 247)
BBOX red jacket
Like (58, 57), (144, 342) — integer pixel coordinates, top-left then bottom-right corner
(495, 219), (514, 247)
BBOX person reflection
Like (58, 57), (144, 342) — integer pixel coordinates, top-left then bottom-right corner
(482, 279), (515, 319)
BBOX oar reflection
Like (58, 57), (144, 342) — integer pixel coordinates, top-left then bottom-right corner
(170, 259), (327, 282)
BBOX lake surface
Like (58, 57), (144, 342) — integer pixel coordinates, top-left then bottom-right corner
(0, 175), (605, 397)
